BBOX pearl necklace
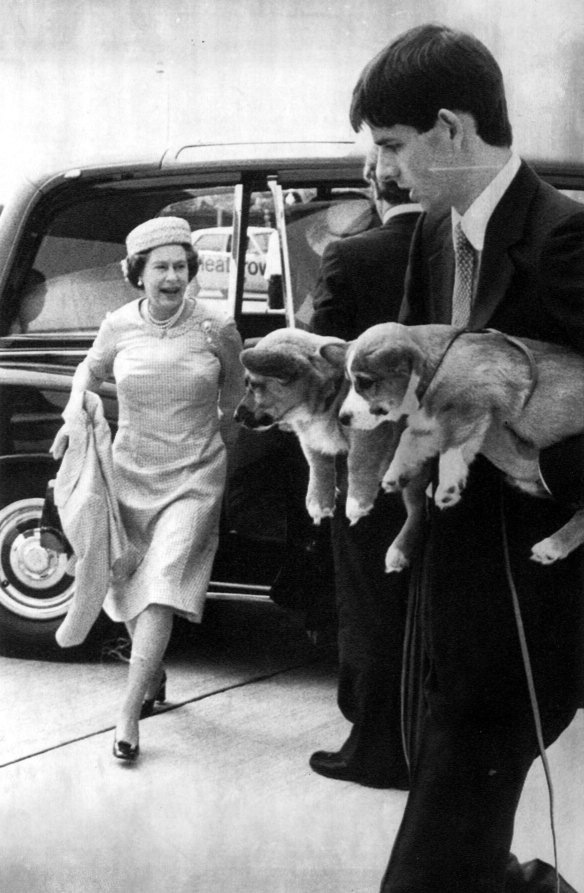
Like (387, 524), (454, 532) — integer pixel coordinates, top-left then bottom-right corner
(146, 295), (187, 330)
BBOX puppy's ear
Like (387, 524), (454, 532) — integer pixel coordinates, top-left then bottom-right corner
(378, 353), (414, 378)
(240, 347), (309, 382)
(319, 341), (350, 369)
(365, 342), (422, 379)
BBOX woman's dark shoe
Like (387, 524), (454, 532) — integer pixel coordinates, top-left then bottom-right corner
(140, 669), (167, 719)
(113, 738), (140, 762)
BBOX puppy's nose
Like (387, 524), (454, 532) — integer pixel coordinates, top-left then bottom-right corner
(339, 412), (352, 427)
(371, 407), (388, 417)
(234, 404), (274, 429)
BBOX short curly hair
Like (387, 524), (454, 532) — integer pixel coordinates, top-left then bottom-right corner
(122, 243), (199, 289)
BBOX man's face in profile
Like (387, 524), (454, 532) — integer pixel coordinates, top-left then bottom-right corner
(370, 119), (459, 214)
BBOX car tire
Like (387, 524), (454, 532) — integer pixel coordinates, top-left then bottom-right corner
(0, 495), (79, 656)
(0, 459), (114, 658)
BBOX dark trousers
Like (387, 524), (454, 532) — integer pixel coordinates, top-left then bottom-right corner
(381, 458), (582, 892)
(331, 460), (409, 778)
(382, 705), (576, 892)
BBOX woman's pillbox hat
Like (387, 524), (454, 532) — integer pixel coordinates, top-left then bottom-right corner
(126, 216), (192, 256)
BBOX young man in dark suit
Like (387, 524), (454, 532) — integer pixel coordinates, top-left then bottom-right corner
(351, 23), (584, 893)
(309, 160), (421, 788)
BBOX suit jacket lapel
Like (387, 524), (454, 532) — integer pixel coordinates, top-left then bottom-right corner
(428, 214), (455, 323)
(470, 162), (539, 330)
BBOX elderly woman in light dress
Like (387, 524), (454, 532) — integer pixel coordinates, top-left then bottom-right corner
(62, 216), (244, 762)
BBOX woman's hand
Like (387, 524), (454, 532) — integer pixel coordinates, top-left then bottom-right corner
(50, 424), (70, 460)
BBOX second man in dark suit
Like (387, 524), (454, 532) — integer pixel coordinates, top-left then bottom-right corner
(309, 157), (421, 788)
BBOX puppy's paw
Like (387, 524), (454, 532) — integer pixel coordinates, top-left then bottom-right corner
(530, 537), (565, 565)
(345, 496), (374, 526)
(382, 457), (416, 493)
(381, 472), (407, 493)
(436, 450), (468, 508)
(306, 498), (335, 525)
(434, 480), (464, 509)
(385, 543), (410, 573)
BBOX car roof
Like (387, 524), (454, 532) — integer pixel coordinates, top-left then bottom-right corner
(11, 141), (584, 201)
(17, 141), (365, 191)
(163, 141), (364, 167)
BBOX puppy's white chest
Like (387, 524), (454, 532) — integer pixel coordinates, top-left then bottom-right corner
(293, 415), (347, 455)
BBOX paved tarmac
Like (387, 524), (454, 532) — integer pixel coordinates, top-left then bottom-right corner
(1, 601), (583, 893)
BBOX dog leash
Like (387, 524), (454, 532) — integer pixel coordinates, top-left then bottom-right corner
(483, 328), (540, 409)
(499, 482), (561, 893)
(416, 327), (539, 411)
(494, 329), (559, 892)
(414, 328), (467, 401)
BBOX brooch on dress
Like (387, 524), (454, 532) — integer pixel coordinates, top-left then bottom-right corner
(201, 320), (216, 346)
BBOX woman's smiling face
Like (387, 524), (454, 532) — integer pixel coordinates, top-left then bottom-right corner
(142, 244), (189, 319)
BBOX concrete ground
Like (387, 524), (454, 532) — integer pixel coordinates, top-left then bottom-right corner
(1, 602), (583, 892)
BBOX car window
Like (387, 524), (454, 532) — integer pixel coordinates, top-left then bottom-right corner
(188, 187), (377, 321)
(7, 180), (379, 336)
(12, 186), (238, 335)
(284, 190), (377, 326)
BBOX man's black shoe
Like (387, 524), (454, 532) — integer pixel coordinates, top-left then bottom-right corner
(309, 750), (409, 790)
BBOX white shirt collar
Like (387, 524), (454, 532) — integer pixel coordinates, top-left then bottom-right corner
(451, 152), (521, 251)
(382, 203), (422, 224)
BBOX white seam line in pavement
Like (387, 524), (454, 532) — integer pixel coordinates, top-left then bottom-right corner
(0, 655), (326, 769)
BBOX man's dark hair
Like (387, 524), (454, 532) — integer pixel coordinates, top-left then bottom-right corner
(350, 23), (512, 147)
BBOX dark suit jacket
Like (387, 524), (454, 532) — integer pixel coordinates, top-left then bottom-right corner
(310, 208), (421, 738)
(312, 209), (421, 341)
(400, 160), (584, 715)
(401, 161), (584, 350)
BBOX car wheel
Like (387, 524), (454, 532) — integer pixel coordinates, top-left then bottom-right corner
(0, 497), (75, 655)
